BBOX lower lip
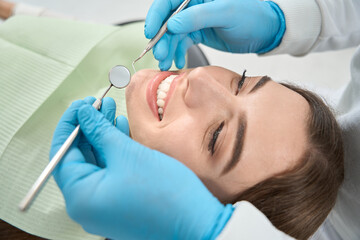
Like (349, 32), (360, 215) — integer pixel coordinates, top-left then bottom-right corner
(146, 72), (173, 120)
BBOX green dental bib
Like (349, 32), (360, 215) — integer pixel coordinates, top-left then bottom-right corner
(0, 16), (159, 239)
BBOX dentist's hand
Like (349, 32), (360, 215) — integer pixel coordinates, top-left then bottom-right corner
(145, 0), (285, 70)
(50, 97), (234, 240)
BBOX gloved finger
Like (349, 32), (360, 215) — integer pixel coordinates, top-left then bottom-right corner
(89, 115), (129, 168)
(159, 34), (182, 71)
(78, 96), (97, 162)
(189, 30), (203, 45)
(79, 96), (96, 144)
(50, 99), (87, 156)
(115, 115), (130, 136)
(83, 96), (96, 105)
(175, 36), (194, 69)
(51, 99), (92, 162)
(99, 97), (116, 124)
(153, 34), (169, 61)
(88, 97), (117, 167)
(145, 0), (188, 39)
(50, 100), (101, 191)
(77, 104), (123, 165)
(168, 1), (227, 34)
(53, 146), (100, 192)
(78, 142), (97, 165)
(79, 97), (116, 168)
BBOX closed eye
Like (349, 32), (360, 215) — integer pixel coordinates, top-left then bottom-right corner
(208, 121), (225, 155)
(235, 70), (247, 95)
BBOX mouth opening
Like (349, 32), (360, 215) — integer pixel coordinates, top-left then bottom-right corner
(156, 74), (178, 121)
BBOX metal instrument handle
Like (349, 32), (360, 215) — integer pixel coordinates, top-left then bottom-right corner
(146, 0), (191, 50)
(19, 99), (102, 211)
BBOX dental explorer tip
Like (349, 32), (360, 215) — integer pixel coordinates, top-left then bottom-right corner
(132, 61), (137, 73)
(133, 56), (141, 65)
(132, 50), (147, 72)
(134, 49), (147, 63)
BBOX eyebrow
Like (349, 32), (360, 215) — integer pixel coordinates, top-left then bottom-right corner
(222, 116), (246, 175)
(221, 76), (271, 175)
(249, 76), (271, 94)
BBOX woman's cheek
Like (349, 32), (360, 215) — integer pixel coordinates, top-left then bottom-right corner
(156, 139), (185, 159)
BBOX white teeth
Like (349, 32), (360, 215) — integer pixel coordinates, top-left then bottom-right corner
(156, 75), (177, 120)
(164, 78), (172, 83)
(159, 82), (170, 91)
(157, 91), (166, 99)
(157, 99), (165, 107)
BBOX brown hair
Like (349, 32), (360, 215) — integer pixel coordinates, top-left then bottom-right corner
(233, 83), (344, 240)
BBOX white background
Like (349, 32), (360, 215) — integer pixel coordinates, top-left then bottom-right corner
(3, 0), (356, 91)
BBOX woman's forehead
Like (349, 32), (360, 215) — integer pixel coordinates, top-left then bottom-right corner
(223, 80), (310, 184)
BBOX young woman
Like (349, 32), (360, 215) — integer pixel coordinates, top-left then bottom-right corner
(0, 2), (344, 238)
(125, 66), (344, 239)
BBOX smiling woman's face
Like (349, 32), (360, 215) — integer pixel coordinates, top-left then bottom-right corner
(125, 66), (310, 202)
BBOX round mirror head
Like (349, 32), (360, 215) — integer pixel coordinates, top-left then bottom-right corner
(108, 65), (131, 88)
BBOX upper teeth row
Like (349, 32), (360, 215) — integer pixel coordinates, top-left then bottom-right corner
(157, 75), (177, 119)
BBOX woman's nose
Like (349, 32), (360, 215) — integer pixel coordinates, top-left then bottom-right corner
(184, 67), (231, 109)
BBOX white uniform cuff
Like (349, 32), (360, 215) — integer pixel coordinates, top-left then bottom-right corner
(264, 0), (322, 56)
(216, 201), (294, 240)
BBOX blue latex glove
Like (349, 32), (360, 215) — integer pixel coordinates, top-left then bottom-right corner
(145, 0), (286, 70)
(50, 97), (234, 240)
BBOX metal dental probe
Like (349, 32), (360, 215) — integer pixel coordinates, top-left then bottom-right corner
(132, 0), (191, 67)
(19, 65), (131, 211)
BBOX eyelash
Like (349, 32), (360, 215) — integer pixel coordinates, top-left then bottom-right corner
(235, 70), (247, 95)
(207, 70), (246, 155)
(208, 121), (225, 155)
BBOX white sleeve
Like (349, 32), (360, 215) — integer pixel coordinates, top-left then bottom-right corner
(264, 0), (322, 56)
(266, 0), (360, 56)
(311, 0), (360, 52)
(327, 47), (360, 240)
(12, 3), (76, 20)
(216, 201), (294, 240)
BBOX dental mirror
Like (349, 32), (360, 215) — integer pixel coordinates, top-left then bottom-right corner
(109, 65), (131, 88)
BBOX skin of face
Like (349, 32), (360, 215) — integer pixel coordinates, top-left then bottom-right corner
(125, 66), (309, 203)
